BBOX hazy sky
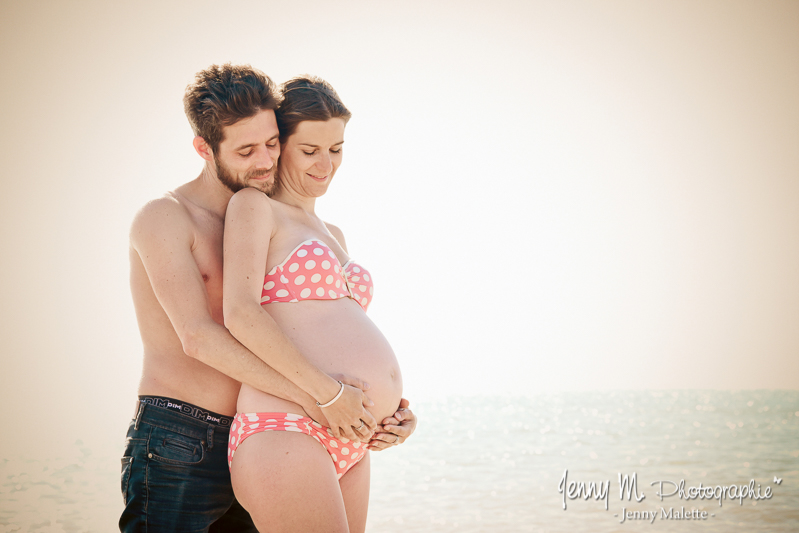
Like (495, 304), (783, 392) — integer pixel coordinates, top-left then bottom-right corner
(1, 0), (797, 456)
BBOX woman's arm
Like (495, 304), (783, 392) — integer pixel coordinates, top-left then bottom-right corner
(222, 188), (376, 440)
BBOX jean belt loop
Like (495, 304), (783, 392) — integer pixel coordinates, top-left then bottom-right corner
(134, 401), (146, 431)
(207, 425), (215, 451)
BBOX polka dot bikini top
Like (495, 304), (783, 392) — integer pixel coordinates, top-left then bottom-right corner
(260, 239), (373, 311)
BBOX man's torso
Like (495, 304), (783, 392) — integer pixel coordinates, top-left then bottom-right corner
(130, 188), (240, 416)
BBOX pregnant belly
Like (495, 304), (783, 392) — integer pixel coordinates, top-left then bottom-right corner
(237, 298), (403, 423)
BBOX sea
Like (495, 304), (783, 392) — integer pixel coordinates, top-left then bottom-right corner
(1, 390), (797, 532)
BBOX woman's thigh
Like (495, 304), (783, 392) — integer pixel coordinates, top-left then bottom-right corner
(339, 451), (371, 533)
(231, 430), (349, 533)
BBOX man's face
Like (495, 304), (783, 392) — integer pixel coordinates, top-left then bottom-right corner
(213, 109), (280, 194)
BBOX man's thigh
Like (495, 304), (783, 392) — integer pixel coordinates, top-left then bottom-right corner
(119, 411), (255, 532)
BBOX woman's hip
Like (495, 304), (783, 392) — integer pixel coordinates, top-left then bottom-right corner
(228, 412), (368, 480)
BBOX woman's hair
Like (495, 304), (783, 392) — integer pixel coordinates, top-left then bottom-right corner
(276, 76), (351, 143)
(183, 63), (279, 153)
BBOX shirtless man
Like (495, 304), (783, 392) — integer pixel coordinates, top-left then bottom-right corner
(119, 64), (417, 532)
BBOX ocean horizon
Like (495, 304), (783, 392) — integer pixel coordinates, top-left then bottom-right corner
(1, 390), (797, 532)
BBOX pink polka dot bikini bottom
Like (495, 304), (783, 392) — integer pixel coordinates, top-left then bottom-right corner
(228, 412), (368, 479)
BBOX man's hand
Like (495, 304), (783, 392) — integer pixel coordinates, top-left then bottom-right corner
(368, 398), (417, 451)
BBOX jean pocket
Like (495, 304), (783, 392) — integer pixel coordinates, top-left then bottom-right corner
(120, 456), (134, 505)
(148, 428), (204, 466)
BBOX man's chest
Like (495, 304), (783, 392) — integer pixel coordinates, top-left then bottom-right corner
(191, 223), (225, 308)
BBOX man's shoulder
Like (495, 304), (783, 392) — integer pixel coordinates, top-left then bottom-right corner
(130, 192), (193, 247)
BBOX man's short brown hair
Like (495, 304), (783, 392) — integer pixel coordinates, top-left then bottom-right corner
(183, 64), (279, 153)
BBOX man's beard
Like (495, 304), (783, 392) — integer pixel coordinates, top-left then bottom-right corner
(215, 155), (277, 195)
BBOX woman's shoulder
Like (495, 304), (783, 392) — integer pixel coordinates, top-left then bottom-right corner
(225, 188), (280, 231)
(231, 186), (270, 202)
(228, 187), (276, 212)
(324, 221), (348, 252)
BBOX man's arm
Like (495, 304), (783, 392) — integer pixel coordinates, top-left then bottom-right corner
(130, 198), (327, 418)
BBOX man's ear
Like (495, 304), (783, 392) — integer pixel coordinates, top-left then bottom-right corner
(192, 136), (214, 162)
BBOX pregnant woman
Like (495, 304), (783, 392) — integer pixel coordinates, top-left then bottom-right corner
(223, 76), (404, 532)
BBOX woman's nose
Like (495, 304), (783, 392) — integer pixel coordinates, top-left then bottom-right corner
(317, 153), (333, 174)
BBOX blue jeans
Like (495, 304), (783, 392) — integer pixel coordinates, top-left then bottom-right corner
(119, 398), (256, 532)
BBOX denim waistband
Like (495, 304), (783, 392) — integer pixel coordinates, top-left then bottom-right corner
(134, 397), (234, 445)
(132, 397), (234, 454)
(138, 396), (234, 427)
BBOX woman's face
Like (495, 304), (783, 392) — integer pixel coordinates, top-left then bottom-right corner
(277, 118), (346, 198)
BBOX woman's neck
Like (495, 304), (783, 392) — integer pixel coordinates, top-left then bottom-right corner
(271, 186), (317, 215)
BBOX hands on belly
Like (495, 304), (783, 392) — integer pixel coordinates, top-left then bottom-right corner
(302, 373), (377, 442)
(319, 382), (377, 442)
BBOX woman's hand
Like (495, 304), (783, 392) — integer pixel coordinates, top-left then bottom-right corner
(368, 398), (417, 451)
(303, 373), (373, 428)
(321, 383), (377, 442)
